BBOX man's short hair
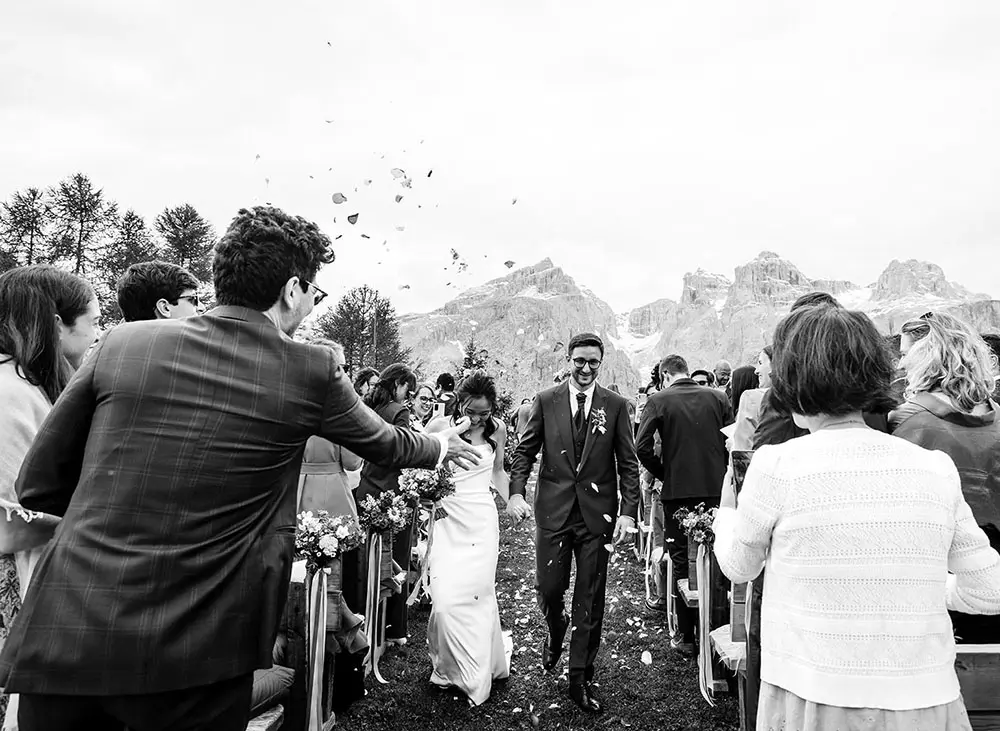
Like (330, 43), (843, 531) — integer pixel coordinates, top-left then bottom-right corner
(436, 372), (455, 391)
(568, 332), (605, 358)
(771, 306), (895, 416)
(714, 360), (732, 372)
(213, 206), (334, 310)
(117, 261), (200, 322)
(659, 354), (689, 377)
(790, 291), (842, 312)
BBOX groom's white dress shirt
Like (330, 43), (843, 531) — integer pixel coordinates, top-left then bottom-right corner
(568, 381), (596, 419)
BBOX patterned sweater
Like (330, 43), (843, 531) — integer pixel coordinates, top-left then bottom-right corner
(714, 428), (1000, 710)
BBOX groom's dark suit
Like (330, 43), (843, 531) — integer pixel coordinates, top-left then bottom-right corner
(0, 306), (443, 730)
(510, 381), (640, 683)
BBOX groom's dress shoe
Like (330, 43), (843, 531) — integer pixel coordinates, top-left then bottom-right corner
(569, 682), (603, 714)
(541, 614), (569, 672)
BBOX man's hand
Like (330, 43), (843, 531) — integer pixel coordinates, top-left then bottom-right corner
(439, 417), (482, 471)
(612, 515), (637, 545)
(506, 494), (532, 524)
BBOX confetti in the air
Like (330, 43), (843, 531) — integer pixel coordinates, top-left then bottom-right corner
(395, 195), (403, 203)
(332, 193), (347, 204)
(347, 213), (359, 225)
(361, 234), (370, 239)
(512, 197), (518, 205)
(427, 170), (433, 177)
(390, 168), (406, 179)
(399, 284), (411, 290)
(254, 154), (260, 161)
(395, 226), (405, 232)
(504, 260), (515, 269)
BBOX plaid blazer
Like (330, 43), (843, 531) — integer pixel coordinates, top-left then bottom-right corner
(0, 306), (441, 695)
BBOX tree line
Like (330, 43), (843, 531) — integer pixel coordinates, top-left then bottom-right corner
(0, 172), (215, 320)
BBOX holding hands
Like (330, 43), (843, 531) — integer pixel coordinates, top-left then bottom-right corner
(506, 494), (532, 524)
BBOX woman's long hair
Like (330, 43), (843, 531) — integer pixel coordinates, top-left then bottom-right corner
(729, 365), (759, 414)
(453, 370), (499, 451)
(352, 366), (378, 396)
(0, 265), (95, 403)
(899, 312), (996, 411)
(363, 363), (416, 412)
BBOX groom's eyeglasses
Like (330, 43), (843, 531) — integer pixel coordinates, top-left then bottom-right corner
(571, 358), (602, 369)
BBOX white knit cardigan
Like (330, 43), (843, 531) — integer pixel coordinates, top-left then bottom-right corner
(714, 428), (1000, 710)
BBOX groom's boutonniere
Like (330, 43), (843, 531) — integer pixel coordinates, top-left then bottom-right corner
(592, 407), (607, 435)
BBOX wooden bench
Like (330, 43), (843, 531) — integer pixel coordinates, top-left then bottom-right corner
(247, 705), (285, 731)
(956, 644), (1000, 730)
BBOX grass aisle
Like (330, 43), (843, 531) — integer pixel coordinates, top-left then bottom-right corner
(337, 493), (740, 731)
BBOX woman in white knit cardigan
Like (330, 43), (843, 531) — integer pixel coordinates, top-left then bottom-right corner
(0, 265), (100, 729)
(714, 305), (1000, 731)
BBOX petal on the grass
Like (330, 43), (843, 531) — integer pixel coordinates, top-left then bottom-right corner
(641, 651), (653, 665)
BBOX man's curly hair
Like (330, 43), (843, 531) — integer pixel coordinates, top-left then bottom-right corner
(213, 206), (335, 310)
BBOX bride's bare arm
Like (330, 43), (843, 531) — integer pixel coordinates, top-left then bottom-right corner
(492, 419), (510, 504)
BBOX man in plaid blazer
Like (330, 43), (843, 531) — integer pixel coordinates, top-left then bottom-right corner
(0, 207), (480, 731)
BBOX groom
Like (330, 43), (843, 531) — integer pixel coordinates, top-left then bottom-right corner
(509, 333), (640, 713)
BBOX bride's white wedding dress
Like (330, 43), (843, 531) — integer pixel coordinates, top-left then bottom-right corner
(427, 442), (511, 705)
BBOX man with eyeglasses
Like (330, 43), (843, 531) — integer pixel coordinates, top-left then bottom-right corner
(1, 206), (481, 731)
(509, 333), (640, 714)
(116, 261), (205, 322)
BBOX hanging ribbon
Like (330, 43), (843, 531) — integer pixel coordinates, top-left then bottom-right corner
(363, 533), (389, 684)
(665, 544), (678, 639)
(407, 503), (438, 606)
(744, 578), (753, 641)
(696, 542), (717, 707)
(305, 567), (329, 731)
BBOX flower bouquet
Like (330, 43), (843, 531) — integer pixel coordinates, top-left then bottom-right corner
(294, 510), (365, 573)
(673, 502), (718, 547)
(357, 490), (414, 535)
(399, 466), (456, 519)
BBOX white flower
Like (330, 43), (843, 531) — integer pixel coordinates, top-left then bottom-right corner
(335, 525), (350, 539)
(319, 535), (339, 556)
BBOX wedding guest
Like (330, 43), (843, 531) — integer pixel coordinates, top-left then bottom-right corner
(358, 363), (420, 646)
(715, 304), (1000, 730)
(729, 353), (767, 451)
(410, 383), (437, 431)
(983, 333), (1000, 401)
(634, 386), (648, 437)
(743, 292), (890, 729)
(890, 313), (1000, 644)
(690, 369), (714, 387)
(0, 265), (99, 726)
(636, 354), (731, 654)
(0, 206), (479, 731)
(436, 372), (457, 417)
(515, 398), (532, 439)
(353, 367), (379, 398)
(713, 359), (733, 401)
(116, 261), (203, 322)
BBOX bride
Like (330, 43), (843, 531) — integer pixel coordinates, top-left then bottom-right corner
(423, 370), (512, 705)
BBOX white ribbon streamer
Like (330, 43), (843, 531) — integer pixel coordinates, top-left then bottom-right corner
(407, 504), (438, 606)
(363, 533), (389, 684)
(305, 568), (329, 731)
(696, 542), (717, 707)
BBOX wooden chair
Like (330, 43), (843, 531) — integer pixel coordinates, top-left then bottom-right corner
(956, 645), (1000, 730)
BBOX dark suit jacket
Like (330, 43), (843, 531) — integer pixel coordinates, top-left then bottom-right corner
(356, 401), (411, 504)
(510, 382), (640, 536)
(0, 306), (441, 696)
(751, 389), (890, 449)
(636, 378), (732, 502)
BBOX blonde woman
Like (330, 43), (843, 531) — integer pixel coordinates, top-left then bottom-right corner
(410, 383), (437, 431)
(891, 312), (1000, 643)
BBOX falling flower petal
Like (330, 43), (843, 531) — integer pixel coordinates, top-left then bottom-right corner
(641, 651), (653, 665)
(591, 483), (600, 492)
(427, 170), (433, 177)
(361, 234), (370, 239)
(401, 178), (412, 188)
(512, 197), (517, 205)
(364, 179), (372, 186)
(335, 234), (343, 240)
(604, 543), (614, 552)
(254, 154), (260, 161)
(332, 192), (347, 204)
(395, 226), (405, 231)
(399, 284), (410, 290)
(603, 514), (612, 522)
(391, 168), (406, 178)
(347, 213), (359, 225)
(395, 194), (404, 203)
(504, 260), (515, 269)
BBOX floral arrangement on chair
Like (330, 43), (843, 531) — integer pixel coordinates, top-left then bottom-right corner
(294, 510), (365, 573)
(673, 502), (718, 546)
(399, 466), (456, 519)
(357, 490), (414, 535)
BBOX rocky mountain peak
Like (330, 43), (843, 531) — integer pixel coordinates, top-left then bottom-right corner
(725, 250), (814, 308)
(680, 269), (731, 307)
(872, 259), (969, 302)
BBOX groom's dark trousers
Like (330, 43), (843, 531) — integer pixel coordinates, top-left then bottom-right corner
(0, 306), (445, 730)
(510, 381), (640, 684)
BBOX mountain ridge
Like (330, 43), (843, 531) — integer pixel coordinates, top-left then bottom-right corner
(399, 252), (999, 398)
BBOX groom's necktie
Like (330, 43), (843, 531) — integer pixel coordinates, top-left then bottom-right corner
(573, 392), (588, 464)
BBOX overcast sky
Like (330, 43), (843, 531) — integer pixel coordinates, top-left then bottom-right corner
(3, 1), (999, 315)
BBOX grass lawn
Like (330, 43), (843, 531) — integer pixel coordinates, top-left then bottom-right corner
(336, 493), (740, 731)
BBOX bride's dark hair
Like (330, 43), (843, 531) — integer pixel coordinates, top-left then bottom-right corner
(454, 370), (499, 452)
